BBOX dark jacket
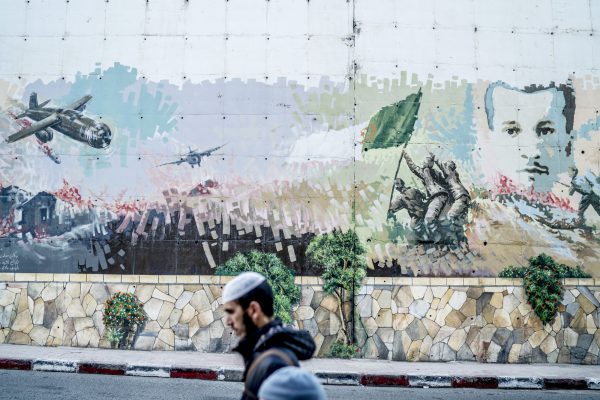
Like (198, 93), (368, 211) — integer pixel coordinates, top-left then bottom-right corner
(234, 319), (316, 400)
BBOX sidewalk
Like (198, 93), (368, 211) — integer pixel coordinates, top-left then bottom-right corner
(1, 344), (599, 390)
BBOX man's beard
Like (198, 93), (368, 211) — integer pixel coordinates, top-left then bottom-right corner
(242, 310), (259, 339)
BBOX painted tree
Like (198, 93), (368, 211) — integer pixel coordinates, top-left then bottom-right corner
(306, 229), (366, 345)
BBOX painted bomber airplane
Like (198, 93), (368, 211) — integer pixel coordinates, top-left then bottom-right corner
(157, 145), (225, 168)
(6, 92), (112, 149)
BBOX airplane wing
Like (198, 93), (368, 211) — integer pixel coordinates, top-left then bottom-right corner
(157, 159), (185, 167)
(199, 144), (224, 156)
(66, 95), (92, 112)
(6, 114), (60, 143)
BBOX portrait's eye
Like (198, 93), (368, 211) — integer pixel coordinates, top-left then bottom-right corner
(502, 121), (521, 137)
(536, 121), (555, 136)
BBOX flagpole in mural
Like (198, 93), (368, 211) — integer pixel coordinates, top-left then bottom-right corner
(361, 88), (423, 215)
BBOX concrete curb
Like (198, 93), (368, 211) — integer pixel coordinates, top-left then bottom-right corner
(1, 357), (599, 390)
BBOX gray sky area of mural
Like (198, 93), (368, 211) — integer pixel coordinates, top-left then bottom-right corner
(0, 0), (598, 276)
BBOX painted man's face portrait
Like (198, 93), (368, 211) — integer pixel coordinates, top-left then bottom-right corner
(481, 84), (572, 192)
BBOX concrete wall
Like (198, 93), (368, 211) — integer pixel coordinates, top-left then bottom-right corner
(0, 0), (598, 276)
(1, 274), (600, 364)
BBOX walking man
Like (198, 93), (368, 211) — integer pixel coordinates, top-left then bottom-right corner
(223, 272), (316, 400)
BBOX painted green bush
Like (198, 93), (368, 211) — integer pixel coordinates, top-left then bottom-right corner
(499, 253), (591, 325)
(215, 250), (300, 325)
(103, 292), (145, 348)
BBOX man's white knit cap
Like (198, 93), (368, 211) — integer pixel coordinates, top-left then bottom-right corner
(222, 272), (267, 303)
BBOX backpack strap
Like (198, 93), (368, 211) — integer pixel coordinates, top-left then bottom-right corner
(243, 349), (295, 399)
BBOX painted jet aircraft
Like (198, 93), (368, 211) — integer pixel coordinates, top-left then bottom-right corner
(158, 145), (224, 168)
(6, 92), (111, 149)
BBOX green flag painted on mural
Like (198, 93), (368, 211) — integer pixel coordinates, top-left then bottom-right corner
(362, 89), (422, 151)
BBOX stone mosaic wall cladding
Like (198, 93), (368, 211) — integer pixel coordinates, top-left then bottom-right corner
(1, 275), (600, 364)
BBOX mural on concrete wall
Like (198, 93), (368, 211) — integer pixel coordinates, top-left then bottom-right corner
(0, 0), (598, 276)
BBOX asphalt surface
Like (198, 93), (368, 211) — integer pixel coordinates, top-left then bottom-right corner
(2, 370), (600, 400)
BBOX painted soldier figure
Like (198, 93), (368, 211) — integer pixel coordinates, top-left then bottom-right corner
(434, 159), (470, 222)
(388, 178), (427, 227)
(568, 166), (600, 226)
(403, 153), (449, 231)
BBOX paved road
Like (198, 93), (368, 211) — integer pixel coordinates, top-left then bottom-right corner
(2, 370), (600, 400)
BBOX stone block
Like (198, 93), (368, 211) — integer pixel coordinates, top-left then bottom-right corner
(489, 292), (503, 308)
(377, 290), (392, 309)
(410, 286), (427, 300)
(371, 298), (381, 319)
(175, 291), (193, 310)
(540, 335), (557, 354)
(395, 287), (413, 308)
(457, 343), (475, 361)
(0, 290), (16, 307)
(92, 310), (104, 337)
(12, 310), (33, 333)
(192, 328), (211, 352)
(406, 318), (427, 341)
(303, 318), (319, 338)
(422, 317), (440, 338)
(438, 288), (454, 309)
(295, 306), (315, 320)
(300, 286), (314, 306)
(445, 310), (466, 329)
(577, 293), (596, 315)
(134, 335), (156, 351)
(62, 318), (76, 345)
(32, 298), (44, 325)
(73, 317), (94, 332)
(143, 298), (164, 321)
(165, 284), (183, 299)
(528, 330), (548, 348)
(40, 285), (61, 302)
(49, 318), (63, 342)
(169, 308), (182, 327)
(493, 309), (511, 328)
(449, 328), (467, 351)
(350, 294), (369, 318)
(82, 294), (97, 317)
(429, 342), (456, 361)
(29, 326), (50, 346)
(135, 285), (155, 303)
(329, 313), (341, 336)
(508, 343), (522, 363)
(152, 288), (176, 304)
(66, 300), (86, 318)
(176, 304), (196, 325)
(76, 327), (100, 347)
(190, 290), (211, 312)
(27, 283), (45, 299)
(363, 317), (378, 337)
(157, 301), (175, 327)
(375, 309), (392, 328)
(8, 331), (30, 344)
(448, 291), (467, 310)
(460, 298), (476, 317)
(89, 284), (110, 305)
(466, 287), (483, 300)
(377, 327), (394, 344)
(158, 328), (175, 347)
(392, 313), (414, 331)
(408, 297), (430, 317)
